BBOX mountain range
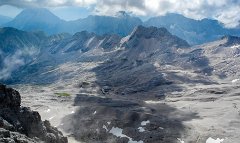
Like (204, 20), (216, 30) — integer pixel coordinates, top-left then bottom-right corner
(1, 25), (240, 87)
(2, 8), (240, 45)
(1, 13), (240, 142)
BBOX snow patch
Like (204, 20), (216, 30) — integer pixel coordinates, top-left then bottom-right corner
(71, 111), (75, 114)
(230, 45), (240, 49)
(109, 127), (143, 143)
(86, 37), (95, 47)
(103, 125), (108, 131)
(120, 35), (131, 44)
(93, 111), (97, 115)
(138, 127), (145, 132)
(206, 137), (224, 143)
(153, 62), (160, 68)
(107, 122), (111, 125)
(45, 109), (51, 113)
(232, 79), (240, 83)
(159, 127), (164, 130)
(177, 138), (185, 143)
(141, 120), (150, 126)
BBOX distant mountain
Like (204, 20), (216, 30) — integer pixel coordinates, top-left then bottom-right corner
(4, 8), (66, 34)
(0, 15), (12, 26)
(144, 13), (240, 45)
(69, 11), (142, 36)
(4, 9), (142, 36)
(4, 9), (240, 45)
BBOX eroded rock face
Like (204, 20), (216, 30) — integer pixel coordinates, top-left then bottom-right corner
(0, 84), (68, 143)
(0, 84), (21, 108)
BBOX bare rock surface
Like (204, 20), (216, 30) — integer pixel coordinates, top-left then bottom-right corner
(0, 84), (68, 143)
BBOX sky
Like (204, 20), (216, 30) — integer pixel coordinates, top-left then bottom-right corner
(0, 0), (239, 28)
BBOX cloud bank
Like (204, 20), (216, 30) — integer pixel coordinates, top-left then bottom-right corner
(0, 0), (239, 28)
(0, 47), (39, 80)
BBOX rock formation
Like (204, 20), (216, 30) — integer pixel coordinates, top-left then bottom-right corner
(0, 84), (68, 143)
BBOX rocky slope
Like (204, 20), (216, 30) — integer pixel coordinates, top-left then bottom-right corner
(0, 84), (68, 143)
(183, 35), (240, 80)
(1, 25), (240, 142)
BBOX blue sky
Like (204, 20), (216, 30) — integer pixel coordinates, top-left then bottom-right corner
(0, 0), (239, 27)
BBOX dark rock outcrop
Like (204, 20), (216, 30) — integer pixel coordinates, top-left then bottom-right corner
(0, 84), (68, 143)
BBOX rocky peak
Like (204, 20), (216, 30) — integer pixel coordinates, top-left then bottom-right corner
(125, 25), (189, 48)
(129, 25), (171, 39)
(0, 84), (21, 109)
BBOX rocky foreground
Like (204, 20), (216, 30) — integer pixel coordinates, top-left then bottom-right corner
(0, 84), (68, 143)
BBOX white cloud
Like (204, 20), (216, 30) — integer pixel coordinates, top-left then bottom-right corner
(0, 0), (239, 28)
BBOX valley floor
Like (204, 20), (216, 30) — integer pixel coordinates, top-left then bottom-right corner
(12, 79), (240, 143)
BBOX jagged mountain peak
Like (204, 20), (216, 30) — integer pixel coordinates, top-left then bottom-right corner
(129, 25), (171, 39)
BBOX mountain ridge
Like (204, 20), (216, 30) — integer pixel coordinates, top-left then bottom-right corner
(2, 8), (240, 45)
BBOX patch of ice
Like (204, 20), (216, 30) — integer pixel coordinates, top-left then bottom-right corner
(141, 120), (150, 126)
(206, 137), (224, 143)
(230, 45), (240, 49)
(231, 79), (240, 83)
(145, 100), (161, 104)
(109, 127), (144, 143)
(138, 127), (145, 132)
(177, 138), (185, 143)
(159, 127), (164, 130)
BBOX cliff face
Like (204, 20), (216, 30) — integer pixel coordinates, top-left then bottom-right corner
(0, 84), (68, 143)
